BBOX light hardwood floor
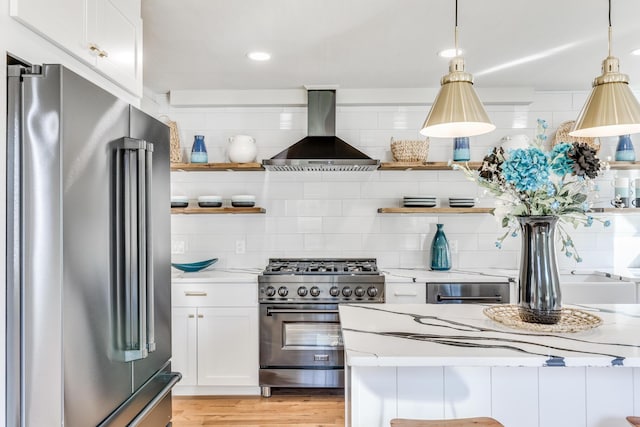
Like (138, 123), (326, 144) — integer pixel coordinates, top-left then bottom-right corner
(172, 390), (345, 427)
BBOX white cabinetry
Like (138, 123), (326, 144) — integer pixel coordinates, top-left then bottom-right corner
(10, 0), (142, 96)
(559, 275), (636, 304)
(171, 280), (259, 395)
(385, 282), (426, 304)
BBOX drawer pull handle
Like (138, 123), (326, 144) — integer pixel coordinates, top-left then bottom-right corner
(198, 314), (204, 318)
(184, 291), (207, 296)
(188, 314), (195, 318)
(394, 291), (418, 297)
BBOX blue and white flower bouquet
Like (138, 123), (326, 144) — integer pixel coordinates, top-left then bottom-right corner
(455, 119), (610, 262)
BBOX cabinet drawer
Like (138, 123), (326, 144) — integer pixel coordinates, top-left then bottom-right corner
(172, 282), (257, 307)
(385, 283), (426, 304)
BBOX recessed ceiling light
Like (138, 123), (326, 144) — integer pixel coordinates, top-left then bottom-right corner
(247, 51), (271, 61)
(437, 48), (463, 58)
(631, 48), (640, 56)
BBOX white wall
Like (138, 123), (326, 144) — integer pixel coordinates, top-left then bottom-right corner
(163, 92), (640, 271)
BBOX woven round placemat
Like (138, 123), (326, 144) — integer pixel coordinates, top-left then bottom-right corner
(551, 120), (600, 153)
(483, 305), (602, 333)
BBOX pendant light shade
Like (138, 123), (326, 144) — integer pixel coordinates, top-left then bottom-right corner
(420, 58), (496, 138)
(570, 56), (640, 137)
(420, 0), (495, 138)
(570, 1), (640, 138)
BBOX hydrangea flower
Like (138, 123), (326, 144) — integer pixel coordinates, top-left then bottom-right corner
(501, 147), (549, 192)
(549, 143), (574, 176)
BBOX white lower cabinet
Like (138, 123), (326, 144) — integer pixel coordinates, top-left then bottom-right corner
(171, 281), (259, 395)
(385, 282), (426, 304)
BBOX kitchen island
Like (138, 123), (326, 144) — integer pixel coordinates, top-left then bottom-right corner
(340, 303), (640, 427)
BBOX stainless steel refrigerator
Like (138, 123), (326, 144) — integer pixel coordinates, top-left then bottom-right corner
(6, 63), (181, 426)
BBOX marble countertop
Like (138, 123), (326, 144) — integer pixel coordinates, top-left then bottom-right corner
(594, 268), (640, 282)
(171, 268), (261, 283)
(340, 303), (640, 368)
(382, 268), (517, 283)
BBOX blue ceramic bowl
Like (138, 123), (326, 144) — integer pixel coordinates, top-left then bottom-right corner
(171, 258), (218, 273)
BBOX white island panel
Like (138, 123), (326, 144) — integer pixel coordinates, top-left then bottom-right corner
(397, 367), (444, 419)
(443, 367), (491, 420)
(539, 367), (586, 427)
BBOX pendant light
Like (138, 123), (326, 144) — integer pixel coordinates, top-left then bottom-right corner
(420, 0), (495, 138)
(570, 0), (640, 138)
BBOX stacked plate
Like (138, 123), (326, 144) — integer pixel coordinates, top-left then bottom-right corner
(449, 197), (475, 208)
(403, 196), (436, 208)
(231, 194), (256, 207)
(198, 195), (222, 208)
(171, 195), (189, 208)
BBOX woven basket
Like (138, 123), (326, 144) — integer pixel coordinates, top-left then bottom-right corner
(552, 120), (600, 153)
(390, 138), (429, 162)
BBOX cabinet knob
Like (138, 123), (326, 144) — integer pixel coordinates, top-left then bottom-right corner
(197, 314), (204, 318)
(188, 314), (195, 318)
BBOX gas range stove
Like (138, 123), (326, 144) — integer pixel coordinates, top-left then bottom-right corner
(258, 258), (385, 303)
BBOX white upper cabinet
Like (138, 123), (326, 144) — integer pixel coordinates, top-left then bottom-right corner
(10, 0), (142, 97)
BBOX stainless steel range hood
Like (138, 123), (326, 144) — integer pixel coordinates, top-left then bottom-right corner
(262, 90), (380, 171)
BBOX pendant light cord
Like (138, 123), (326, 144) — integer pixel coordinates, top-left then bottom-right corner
(608, 0), (612, 57)
(454, 0), (459, 54)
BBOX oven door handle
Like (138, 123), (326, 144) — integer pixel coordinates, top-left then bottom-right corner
(266, 308), (340, 315)
(437, 295), (503, 302)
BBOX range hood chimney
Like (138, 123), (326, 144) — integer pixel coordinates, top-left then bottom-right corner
(262, 89), (380, 171)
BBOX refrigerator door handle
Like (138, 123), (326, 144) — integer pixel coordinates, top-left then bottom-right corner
(145, 143), (156, 353)
(116, 137), (150, 362)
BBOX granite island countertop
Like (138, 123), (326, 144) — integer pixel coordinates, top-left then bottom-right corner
(339, 303), (640, 368)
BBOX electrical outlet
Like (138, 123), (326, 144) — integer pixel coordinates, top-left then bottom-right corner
(171, 240), (185, 254)
(450, 240), (459, 254)
(235, 239), (246, 254)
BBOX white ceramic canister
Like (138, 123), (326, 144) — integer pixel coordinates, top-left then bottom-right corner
(228, 135), (257, 163)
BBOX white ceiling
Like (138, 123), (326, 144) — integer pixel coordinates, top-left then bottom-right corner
(141, 0), (640, 94)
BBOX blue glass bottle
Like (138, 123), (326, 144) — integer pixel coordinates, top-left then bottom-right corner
(430, 223), (451, 271)
(615, 134), (636, 162)
(190, 135), (208, 163)
(453, 137), (470, 161)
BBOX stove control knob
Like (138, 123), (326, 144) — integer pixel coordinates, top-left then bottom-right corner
(329, 286), (341, 297)
(297, 287), (308, 297)
(278, 286), (289, 297)
(354, 287), (366, 297)
(265, 286), (276, 297)
(342, 287), (353, 297)
(310, 286), (321, 297)
(367, 287), (379, 298)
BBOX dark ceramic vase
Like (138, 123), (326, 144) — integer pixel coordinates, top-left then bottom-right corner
(517, 216), (562, 324)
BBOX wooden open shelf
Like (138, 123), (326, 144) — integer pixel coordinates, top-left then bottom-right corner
(589, 207), (640, 214)
(378, 207), (494, 214)
(170, 162), (264, 171)
(608, 161), (640, 170)
(171, 206), (266, 215)
(379, 161), (482, 171)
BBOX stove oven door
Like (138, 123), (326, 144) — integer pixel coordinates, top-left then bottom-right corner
(260, 303), (343, 369)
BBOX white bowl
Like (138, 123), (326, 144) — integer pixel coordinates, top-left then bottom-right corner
(171, 195), (189, 203)
(231, 194), (256, 202)
(198, 195), (222, 203)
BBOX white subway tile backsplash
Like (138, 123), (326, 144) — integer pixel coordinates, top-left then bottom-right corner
(285, 199), (342, 216)
(168, 94), (635, 270)
(304, 182), (361, 199)
(274, 217), (323, 234)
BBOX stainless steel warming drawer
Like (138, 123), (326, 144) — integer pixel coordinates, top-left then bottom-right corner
(427, 281), (512, 304)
